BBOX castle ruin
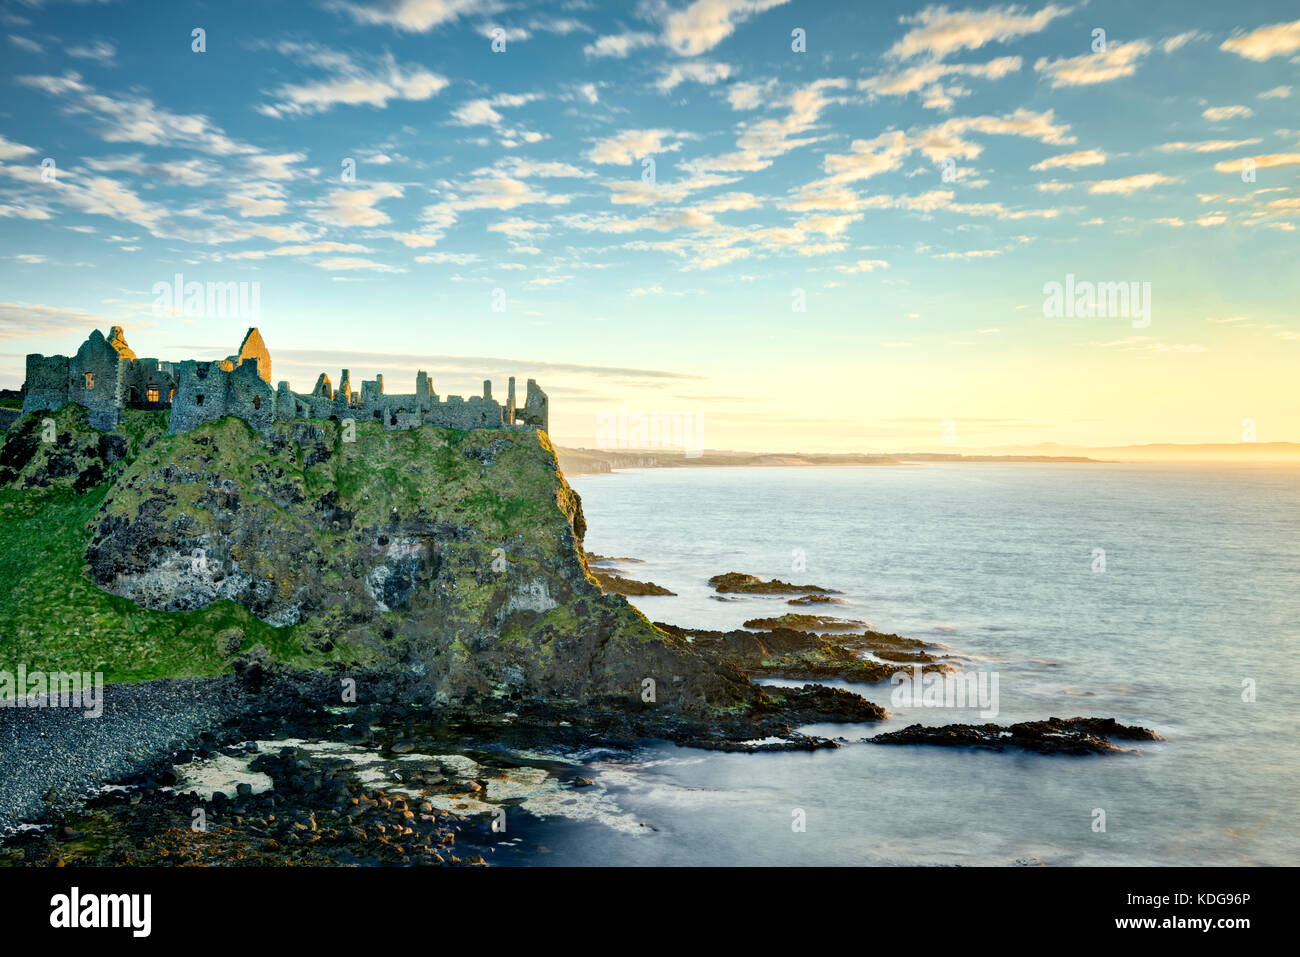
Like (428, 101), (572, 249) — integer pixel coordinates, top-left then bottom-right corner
(20, 327), (549, 435)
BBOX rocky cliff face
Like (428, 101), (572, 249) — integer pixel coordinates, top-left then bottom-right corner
(81, 415), (746, 713)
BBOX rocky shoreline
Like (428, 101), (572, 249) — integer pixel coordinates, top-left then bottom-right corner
(1, 646), (1162, 866)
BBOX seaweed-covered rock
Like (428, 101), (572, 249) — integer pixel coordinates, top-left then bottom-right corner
(709, 572), (838, 595)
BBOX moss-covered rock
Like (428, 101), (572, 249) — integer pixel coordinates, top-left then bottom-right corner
(80, 416), (746, 713)
(0, 404), (166, 491)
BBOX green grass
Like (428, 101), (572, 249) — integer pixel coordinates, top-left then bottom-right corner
(0, 484), (354, 683)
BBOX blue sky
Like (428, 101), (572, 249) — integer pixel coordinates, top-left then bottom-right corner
(1, 0), (1298, 451)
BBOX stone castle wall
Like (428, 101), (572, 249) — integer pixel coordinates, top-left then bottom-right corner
(21, 327), (549, 437)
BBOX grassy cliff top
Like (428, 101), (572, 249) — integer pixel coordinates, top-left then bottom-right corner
(0, 410), (551, 679)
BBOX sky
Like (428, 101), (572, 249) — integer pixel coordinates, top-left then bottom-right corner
(0, 0), (1297, 453)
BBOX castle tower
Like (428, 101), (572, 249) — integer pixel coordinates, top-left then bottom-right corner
(233, 328), (272, 384)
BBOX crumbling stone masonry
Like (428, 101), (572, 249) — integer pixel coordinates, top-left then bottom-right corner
(21, 327), (549, 435)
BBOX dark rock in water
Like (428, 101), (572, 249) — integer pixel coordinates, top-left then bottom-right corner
(592, 570), (676, 596)
(655, 620), (948, 685)
(752, 683), (887, 723)
(709, 572), (839, 595)
(743, 613), (869, 633)
(869, 717), (1163, 755)
(585, 552), (646, 564)
(573, 777), (595, 787)
(788, 594), (845, 605)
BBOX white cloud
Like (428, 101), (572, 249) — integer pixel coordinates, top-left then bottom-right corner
(726, 81), (768, 109)
(888, 3), (1070, 59)
(1212, 153), (1300, 173)
(246, 153), (307, 181)
(311, 183), (404, 227)
(313, 256), (406, 273)
(657, 61), (732, 92)
(0, 134), (37, 161)
(1157, 139), (1262, 153)
(477, 23), (529, 42)
(1088, 173), (1177, 195)
(328, 0), (494, 33)
(226, 182), (287, 218)
(1030, 149), (1105, 171)
(654, 0), (791, 56)
(8, 35), (44, 54)
(911, 108), (1076, 162)
(1035, 41), (1151, 87)
(838, 259), (890, 273)
(414, 251), (480, 264)
(451, 92), (541, 133)
(67, 40), (115, 64)
(1259, 86), (1292, 99)
(932, 248), (1003, 260)
(1160, 31), (1208, 54)
(84, 154), (219, 186)
(1202, 105), (1253, 121)
(694, 191), (760, 212)
(0, 301), (106, 341)
(686, 78), (848, 174)
(228, 242), (369, 260)
(588, 128), (687, 164)
(482, 156), (592, 179)
(20, 72), (255, 155)
(862, 56), (1021, 110)
(1220, 18), (1300, 61)
(584, 31), (656, 57)
(17, 71), (88, 96)
(259, 46), (448, 117)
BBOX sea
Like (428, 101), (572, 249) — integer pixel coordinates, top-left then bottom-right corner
(484, 463), (1300, 866)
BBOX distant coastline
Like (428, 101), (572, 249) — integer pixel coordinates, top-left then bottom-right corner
(556, 447), (1102, 475)
(556, 442), (1300, 475)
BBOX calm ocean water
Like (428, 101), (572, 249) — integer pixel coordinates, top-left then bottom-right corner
(498, 463), (1299, 866)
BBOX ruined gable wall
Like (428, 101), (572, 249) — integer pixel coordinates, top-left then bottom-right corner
(236, 330), (272, 384)
(70, 331), (126, 430)
(520, 380), (549, 432)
